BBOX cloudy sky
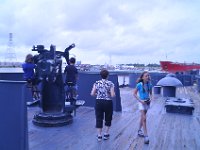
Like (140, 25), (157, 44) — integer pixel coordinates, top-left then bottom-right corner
(0, 0), (200, 65)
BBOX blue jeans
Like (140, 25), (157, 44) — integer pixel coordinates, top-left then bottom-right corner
(65, 85), (78, 100)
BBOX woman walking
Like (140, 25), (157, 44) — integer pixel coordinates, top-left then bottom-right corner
(91, 69), (115, 141)
(133, 71), (152, 144)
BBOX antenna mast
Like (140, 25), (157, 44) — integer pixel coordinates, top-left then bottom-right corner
(4, 33), (17, 63)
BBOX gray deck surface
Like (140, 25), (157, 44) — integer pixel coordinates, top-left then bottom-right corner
(28, 86), (200, 150)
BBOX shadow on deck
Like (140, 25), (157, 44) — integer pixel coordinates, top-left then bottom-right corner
(28, 86), (200, 150)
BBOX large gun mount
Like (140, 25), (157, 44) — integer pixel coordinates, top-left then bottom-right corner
(31, 44), (76, 127)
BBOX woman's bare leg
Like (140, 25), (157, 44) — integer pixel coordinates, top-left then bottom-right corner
(142, 110), (148, 136)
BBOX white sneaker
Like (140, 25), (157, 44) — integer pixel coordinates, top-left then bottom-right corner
(144, 136), (149, 144)
(138, 130), (144, 137)
(103, 134), (110, 140)
(97, 135), (102, 142)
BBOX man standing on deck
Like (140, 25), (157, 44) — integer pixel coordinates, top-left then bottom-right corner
(64, 57), (78, 100)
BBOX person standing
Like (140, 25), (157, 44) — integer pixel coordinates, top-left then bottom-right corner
(91, 69), (115, 141)
(64, 57), (78, 100)
(22, 54), (39, 100)
(133, 71), (152, 144)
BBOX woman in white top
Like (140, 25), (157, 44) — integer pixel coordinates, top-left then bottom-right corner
(91, 69), (115, 141)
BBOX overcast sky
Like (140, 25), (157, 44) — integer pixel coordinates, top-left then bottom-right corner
(0, 0), (200, 65)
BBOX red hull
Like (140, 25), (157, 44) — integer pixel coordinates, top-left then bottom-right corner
(160, 61), (200, 72)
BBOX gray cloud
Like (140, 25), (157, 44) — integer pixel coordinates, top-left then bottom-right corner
(0, 0), (200, 64)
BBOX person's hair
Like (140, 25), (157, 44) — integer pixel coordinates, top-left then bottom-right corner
(25, 54), (33, 63)
(69, 57), (76, 64)
(136, 71), (149, 83)
(100, 69), (109, 79)
(136, 71), (150, 93)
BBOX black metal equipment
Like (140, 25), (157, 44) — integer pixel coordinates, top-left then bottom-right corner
(32, 44), (76, 127)
(165, 97), (194, 115)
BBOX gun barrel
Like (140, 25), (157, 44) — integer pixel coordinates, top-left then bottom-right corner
(65, 43), (75, 52)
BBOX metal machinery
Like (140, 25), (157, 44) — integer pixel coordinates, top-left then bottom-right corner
(31, 44), (83, 126)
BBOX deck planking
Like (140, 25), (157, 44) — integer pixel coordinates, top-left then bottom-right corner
(28, 86), (200, 150)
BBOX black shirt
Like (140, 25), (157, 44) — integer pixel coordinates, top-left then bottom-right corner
(64, 65), (78, 85)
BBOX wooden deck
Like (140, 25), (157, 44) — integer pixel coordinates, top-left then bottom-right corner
(28, 86), (200, 150)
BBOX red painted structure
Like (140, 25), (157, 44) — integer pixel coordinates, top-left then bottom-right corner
(160, 61), (200, 72)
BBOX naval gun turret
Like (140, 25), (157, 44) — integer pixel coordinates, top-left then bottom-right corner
(31, 44), (77, 126)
